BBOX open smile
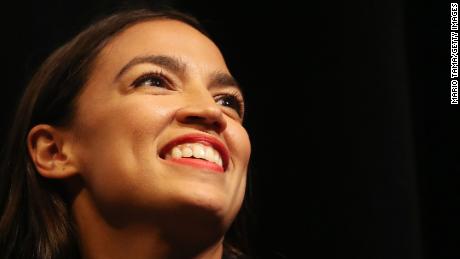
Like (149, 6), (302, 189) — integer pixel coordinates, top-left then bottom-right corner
(159, 133), (230, 173)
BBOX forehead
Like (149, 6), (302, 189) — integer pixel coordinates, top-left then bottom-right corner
(96, 19), (228, 73)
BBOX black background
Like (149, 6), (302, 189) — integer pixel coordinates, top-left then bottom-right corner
(0, 0), (457, 258)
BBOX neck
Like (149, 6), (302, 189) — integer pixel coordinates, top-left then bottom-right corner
(72, 190), (225, 259)
(78, 225), (224, 259)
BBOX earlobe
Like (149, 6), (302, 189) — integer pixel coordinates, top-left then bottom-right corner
(27, 124), (79, 179)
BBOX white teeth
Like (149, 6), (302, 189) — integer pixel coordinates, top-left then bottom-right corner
(213, 152), (220, 164)
(171, 147), (182, 159)
(192, 144), (205, 159)
(165, 142), (223, 167)
(217, 156), (223, 167)
(182, 146), (193, 157)
(204, 146), (215, 162)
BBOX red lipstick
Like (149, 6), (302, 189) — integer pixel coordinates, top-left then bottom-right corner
(160, 133), (230, 172)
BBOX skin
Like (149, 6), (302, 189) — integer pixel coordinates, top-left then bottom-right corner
(27, 19), (251, 259)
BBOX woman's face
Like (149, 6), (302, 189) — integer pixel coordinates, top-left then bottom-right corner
(69, 20), (251, 231)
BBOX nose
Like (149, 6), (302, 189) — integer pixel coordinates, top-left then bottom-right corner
(175, 99), (227, 134)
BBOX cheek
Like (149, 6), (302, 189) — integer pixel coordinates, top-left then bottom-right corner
(75, 99), (168, 161)
(225, 122), (251, 211)
(227, 122), (251, 170)
(70, 96), (176, 206)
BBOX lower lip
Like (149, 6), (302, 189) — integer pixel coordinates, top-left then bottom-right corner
(164, 157), (225, 173)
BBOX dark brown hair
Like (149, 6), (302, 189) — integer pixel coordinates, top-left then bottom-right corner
(0, 8), (249, 259)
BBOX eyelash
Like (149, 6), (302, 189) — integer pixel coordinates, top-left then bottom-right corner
(131, 71), (171, 89)
(215, 89), (245, 118)
(131, 71), (245, 118)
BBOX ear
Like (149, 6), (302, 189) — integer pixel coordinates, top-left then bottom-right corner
(27, 124), (79, 179)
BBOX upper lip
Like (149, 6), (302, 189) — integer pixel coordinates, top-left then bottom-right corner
(159, 133), (230, 171)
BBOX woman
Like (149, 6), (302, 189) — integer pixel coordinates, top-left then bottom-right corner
(0, 8), (251, 259)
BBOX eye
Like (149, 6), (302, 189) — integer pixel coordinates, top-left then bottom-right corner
(215, 91), (245, 118)
(131, 72), (171, 89)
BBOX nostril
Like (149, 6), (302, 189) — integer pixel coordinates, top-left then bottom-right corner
(181, 115), (225, 133)
(175, 105), (227, 133)
(185, 116), (203, 123)
(210, 121), (221, 132)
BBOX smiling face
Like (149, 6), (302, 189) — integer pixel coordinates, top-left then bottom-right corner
(67, 19), (251, 235)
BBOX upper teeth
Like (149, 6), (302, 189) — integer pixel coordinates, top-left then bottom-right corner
(165, 143), (223, 167)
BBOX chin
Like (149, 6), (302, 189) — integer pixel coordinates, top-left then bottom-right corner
(157, 189), (233, 240)
(178, 187), (230, 217)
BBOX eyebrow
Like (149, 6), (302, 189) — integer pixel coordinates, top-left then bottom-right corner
(208, 71), (241, 91)
(115, 54), (242, 92)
